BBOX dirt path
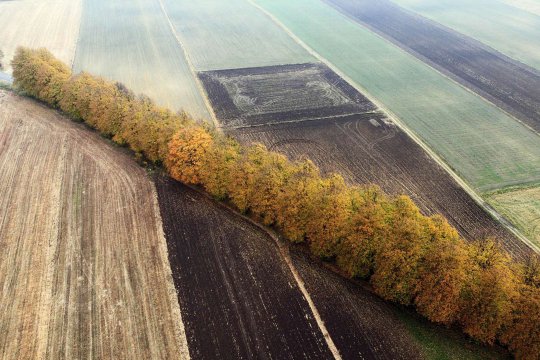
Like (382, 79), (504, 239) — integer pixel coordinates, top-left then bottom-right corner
(0, 90), (189, 359)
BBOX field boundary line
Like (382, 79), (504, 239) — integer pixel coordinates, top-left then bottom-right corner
(246, 0), (540, 255)
(156, 0), (219, 128)
(151, 183), (191, 360)
(222, 110), (380, 130)
(69, 0), (83, 71)
(180, 181), (342, 359)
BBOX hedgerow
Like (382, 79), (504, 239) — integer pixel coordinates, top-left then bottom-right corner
(12, 47), (540, 359)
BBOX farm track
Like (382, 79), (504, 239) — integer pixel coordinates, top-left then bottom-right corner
(155, 177), (336, 359)
(324, 0), (540, 133)
(230, 115), (532, 260)
(0, 91), (188, 359)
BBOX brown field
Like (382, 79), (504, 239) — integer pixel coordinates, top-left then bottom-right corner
(0, 0), (81, 72)
(0, 90), (188, 359)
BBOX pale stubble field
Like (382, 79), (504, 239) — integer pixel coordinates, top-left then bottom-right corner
(0, 90), (189, 360)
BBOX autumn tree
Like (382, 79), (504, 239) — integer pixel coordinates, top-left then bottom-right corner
(225, 144), (269, 213)
(500, 285), (540, 360)
(458, 239), (518, 343)
(371, 195), (431, 305)
(166, 126), (213, 184)
(11, 47), (71, 107)
(303, 174), (352, 259)
(272, 159), (321, 243)
(336, 185), (389, 279)
(199, 134), (241, 200)
(413, 215), (467, 324)
(246, 151), (294, 225)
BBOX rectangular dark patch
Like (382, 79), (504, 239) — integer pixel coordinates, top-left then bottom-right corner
(199, 63), (379, 128)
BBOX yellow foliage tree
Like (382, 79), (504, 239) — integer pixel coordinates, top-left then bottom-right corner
(371, 196), (431, 305)
(12, 47), (71, 107)
(336, 186), (389, 279)
(458, 239), (518, 344)
(199, 135), (241, 200)
(304, 174), (352, 259)
(274, 159), (321, 243)
(414, 215), (467, 324)
(500, 285), (540, 360)
(166, 126), (213, 184)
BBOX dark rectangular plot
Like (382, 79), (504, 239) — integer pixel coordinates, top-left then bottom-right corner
(230, 115), (532, 260)
(155, 177), (333, 360)
(199, 62), (376, 128)
(325, 0), (540, 132)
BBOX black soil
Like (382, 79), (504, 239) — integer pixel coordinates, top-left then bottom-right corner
(155, 177), (333, 359)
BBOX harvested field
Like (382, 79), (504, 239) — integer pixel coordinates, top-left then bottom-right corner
(254, 0), (540, 192)
(199, 63), (382, 128)
(160, 0), (313, 71)
(73, 0), (209, 118)
(486, 185), (540, 247)
(155, 177), (333, 359)
(201, 63), (532, 258)
(0, 0), (81, 72)
(324, 0), (540, 133)
(0, 90), (188, 359)
(393, 0), (540, 71)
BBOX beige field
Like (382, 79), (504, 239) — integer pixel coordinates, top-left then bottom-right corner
(0, 0), (81, 72)
(0, 90), (188, 359)
(486, 185), (540, 246)
(500, 0), (540, 16)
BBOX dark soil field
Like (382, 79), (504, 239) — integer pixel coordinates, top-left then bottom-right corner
(155, 176), (510, 359)
(199, 63), (531, 259)
(231, 116), (530, 259)
(324, 0), (540, 133)
(199, 63), (383, 128)
(290, 251), (422, 360)
(199, 63), (530, 258)
(155, 177), (334, 359)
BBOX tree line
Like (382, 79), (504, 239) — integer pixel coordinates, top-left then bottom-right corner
(11, 47), (540, 359)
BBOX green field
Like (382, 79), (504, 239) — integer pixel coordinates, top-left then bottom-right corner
(486, 185), (540, 246)
(160, 0), (314, 71)
(255, 0), (540, 192)
(392, 0), (540, 71)
(73, 0), (209, 119)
